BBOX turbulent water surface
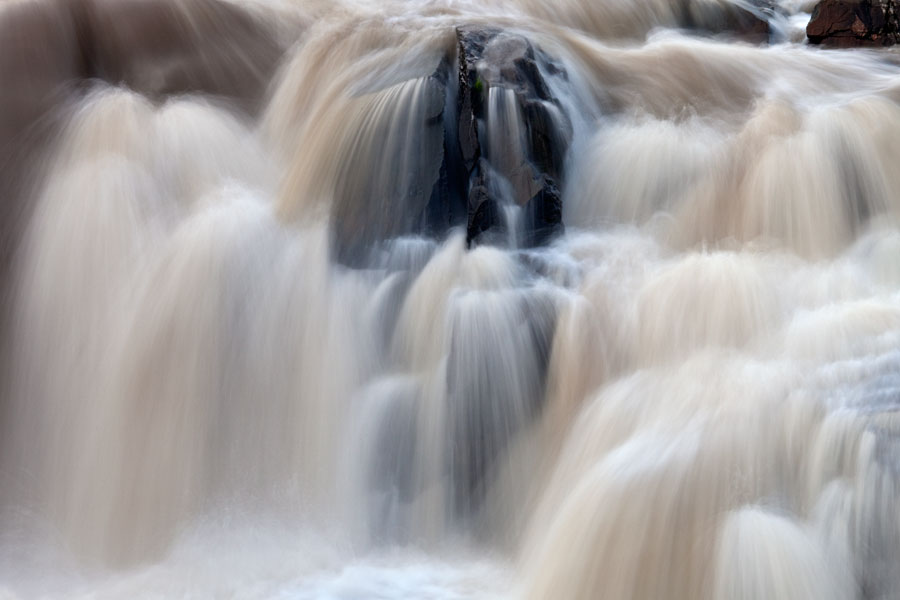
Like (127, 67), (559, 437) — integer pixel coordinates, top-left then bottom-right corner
(3, 0), (900, 598)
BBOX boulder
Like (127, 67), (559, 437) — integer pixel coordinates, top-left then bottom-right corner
(454, 26), (571, 248)
(679, 0), (774, 42)
(330, 26), (573, 264)
(807, 0), (900, 46)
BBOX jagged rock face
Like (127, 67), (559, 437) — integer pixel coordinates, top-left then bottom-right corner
(329, 26), (573, 264)
(807, 0), (900, 46)
(455, 26), (571, 248)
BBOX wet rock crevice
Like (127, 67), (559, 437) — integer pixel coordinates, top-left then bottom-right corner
(452, 26), (571, 249)
(332, 25), (574, 264)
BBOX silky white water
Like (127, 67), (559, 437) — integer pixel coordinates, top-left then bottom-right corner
(2, 0), (900, 598)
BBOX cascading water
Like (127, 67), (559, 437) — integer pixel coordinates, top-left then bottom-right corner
(2, 0), (900, 597)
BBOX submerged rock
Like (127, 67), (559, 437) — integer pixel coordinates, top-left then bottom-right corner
(683, 0), (774, 42)
(74, 0), (287, 112)
(447, 289), (558, 519)
(807, 0), (900, 46)
(330, 72), (451, 265)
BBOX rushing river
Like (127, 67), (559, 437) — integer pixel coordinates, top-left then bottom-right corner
(2, 0), (900, 598)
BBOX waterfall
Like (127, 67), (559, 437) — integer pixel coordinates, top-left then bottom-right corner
(2, 0), (900, 598)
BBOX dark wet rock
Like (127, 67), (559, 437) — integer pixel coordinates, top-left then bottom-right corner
(422, 55), (469, 239)
(453, 26), (571, 249)
(333, 26), (572, 265)
(456, 28), (491, 171)
(522, 178), (564, 248)
(807, 0), (900, 46)
(466, 160), (506, 247)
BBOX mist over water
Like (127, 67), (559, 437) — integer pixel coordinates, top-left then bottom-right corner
(2, 0), (900, 598)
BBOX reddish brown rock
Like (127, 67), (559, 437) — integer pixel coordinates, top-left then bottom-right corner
(807, 0), (900, 46)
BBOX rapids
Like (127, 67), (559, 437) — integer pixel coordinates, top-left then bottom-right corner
(2, 0), (900, 598)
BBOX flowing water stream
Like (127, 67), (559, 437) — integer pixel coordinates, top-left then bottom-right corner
(2, 0), (900, 598)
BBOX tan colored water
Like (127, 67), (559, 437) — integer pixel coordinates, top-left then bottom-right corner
(2, 0), (900, 598)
